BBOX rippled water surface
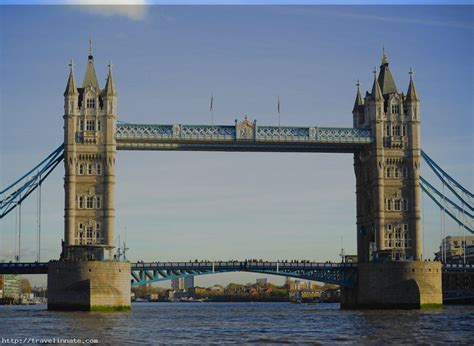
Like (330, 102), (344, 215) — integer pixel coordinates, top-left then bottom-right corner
(0, 303), (473, 344)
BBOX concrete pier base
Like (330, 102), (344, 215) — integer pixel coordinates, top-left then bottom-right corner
(47, 260), (131, 311)
(341, 261), (442, 309)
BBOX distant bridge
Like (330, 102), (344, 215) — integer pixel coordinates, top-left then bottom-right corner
(2, 261), (473, 288)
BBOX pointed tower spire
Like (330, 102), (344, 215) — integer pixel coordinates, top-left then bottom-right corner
(381, 46), (388, 66)
(82, 40), (99, 89)
(353, 80), (364, 111)
(370, 68), (383, 101)
(377, 47), (397, 95)
(64, 60), (78, 96)
(104, 60), (117, 96)
(406, 67), (419, 102)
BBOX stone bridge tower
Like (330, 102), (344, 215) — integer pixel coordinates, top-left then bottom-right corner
(352, 50), (422, 263)
(343, 50), (442, 308)
(62, 44), (117, 261)
(48, 44), (130, 311)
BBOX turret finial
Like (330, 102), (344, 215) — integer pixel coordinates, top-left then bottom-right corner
(381, 47), (388, 65)
(353, 79), (364, 112)
(89, 38), (93, 56)
(406, 67), (419, 102)
(104, 59), (117, 96)
(64, 59), (78, 97)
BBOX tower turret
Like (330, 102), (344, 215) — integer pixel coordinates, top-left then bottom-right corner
(101, 61), (118, 256)
(63, 61), (79, 250)
(82, 40), (100, 89)
(64, 61), (78, 97)
(352, 80), (365, 127)
(405, 67), (422, 261)
(377, 48), (397, 95)
(104, 62), (117, 97)
(406, 67), (419, 103)
(370, 70), (384, 102)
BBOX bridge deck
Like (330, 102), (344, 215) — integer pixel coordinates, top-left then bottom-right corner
(1, 261), (473, 275)
(115, 123), (373, 153)
(131, 261), (357, 271)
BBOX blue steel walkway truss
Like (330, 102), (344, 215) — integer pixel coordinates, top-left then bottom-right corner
(115, 123), (373, 153)
(130, 261), (359, 287)
(2, 261), (472, 288)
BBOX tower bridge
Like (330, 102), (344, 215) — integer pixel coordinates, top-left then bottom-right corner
(1, 47), (473, 311)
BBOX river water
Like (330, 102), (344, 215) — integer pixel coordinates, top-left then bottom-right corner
(0, 303), (473, 344)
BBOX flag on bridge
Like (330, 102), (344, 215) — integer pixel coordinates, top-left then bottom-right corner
(210, 95), (214, 112)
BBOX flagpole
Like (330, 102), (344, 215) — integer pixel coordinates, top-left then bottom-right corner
(210, 94), (214, 128)
(277, 96), (281, 137)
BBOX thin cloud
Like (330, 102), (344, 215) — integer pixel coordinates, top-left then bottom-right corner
(311, 7), (474, 30)
(67, 1), (149, 21)
(270, 6), (473, 30)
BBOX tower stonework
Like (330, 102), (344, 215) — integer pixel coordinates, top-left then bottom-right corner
(62, 51), (117, 261)
(48, 47), (130, 311)
(342, 52), (442, 308)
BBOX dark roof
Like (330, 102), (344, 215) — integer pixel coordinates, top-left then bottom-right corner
(82, 55), (100, 89)
(378, 62), (398, 95)
(104, 67), (116, 96)
(64, 68), (78, 96)
(352, 83), (364, 112)
(406, 73), (419, 102)
(370, 76), (383, 101)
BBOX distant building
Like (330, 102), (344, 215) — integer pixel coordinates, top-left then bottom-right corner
(171, 276), (194, 291)
(0, 275), (20, 299)
(435, 236), (474, 263)
(464, 245), (474, 264)
(344, 255), (358, 263)
(256, 278), (267, 285)
(286, 278), (319, 291)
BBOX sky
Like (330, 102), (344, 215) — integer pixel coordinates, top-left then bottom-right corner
(0, 5), (473, 287)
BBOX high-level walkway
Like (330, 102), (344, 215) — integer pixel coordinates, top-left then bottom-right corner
(115, 123), (373, 152)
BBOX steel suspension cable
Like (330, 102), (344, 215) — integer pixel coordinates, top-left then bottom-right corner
(0, 144), (64, 195)
(421, 152), (473, 210)
(442, 182), (446, 263)
(14, 207), (18, 262)
(422, 189), (425, 260)
(37, 176), (42, 263)
(420, 183), (473, 233)
(18, 203), (22, 262)
(421, 150), (473, 198)
(0, 152), (63, 219)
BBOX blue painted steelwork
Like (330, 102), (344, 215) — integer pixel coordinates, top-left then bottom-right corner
(130, 261), (358, 287)
(2, 261), (471, 285)
(0, 262), (48, 274)
(0, 144), (64, 219)
(443, 263), (474, 273)
(115, 122), (373, 152)
(421, 150), (473, 210)
(420, 177), (473, 234)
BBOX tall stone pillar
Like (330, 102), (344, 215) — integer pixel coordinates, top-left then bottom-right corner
(103, 68), (117, 259)
(49, 48), (130, 311)
(63, 62), (78, 248)
(345, 52), (441, 308)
